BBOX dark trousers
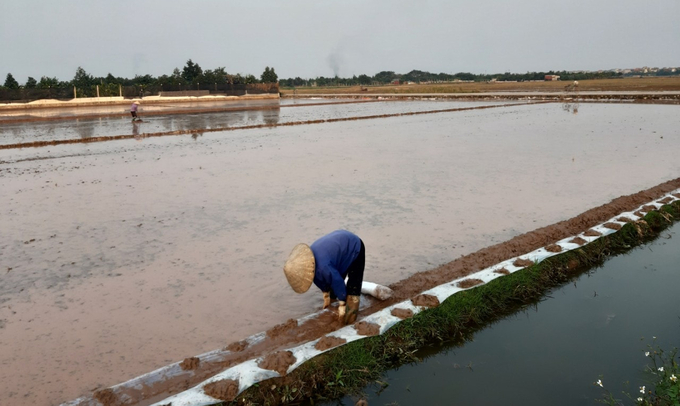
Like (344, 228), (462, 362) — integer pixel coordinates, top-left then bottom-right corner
(345, 240), (365, 297)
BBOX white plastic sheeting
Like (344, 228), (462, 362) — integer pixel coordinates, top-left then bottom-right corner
(63, 191), (680, 406)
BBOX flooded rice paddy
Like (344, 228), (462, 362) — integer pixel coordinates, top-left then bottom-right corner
(0, 99), (514, 146)
(330, 221), (680, 406)
(1, 100), (679, 405)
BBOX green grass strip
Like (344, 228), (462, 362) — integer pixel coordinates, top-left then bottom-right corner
(229, 200), (680, 406)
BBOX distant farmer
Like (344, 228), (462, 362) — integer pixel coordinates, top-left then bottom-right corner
(284, 230), (364, 325)
(130, 101), (140, 121)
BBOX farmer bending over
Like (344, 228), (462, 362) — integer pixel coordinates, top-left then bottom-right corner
(284, 230), (364, 325)
(130, 101), (140, 121)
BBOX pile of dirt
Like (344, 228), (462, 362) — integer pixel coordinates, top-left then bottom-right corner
(583, 229), (602, 237)
(411, 294), (440, 308)
(457, 278), (484, 289)
(315, 336), (347, 351)
(493, 268), (510, 275)
(203, 379), (239, 402)
(513, 258), (534, 267)
(569, 237), (587, 246)
(545, 244), (562, 253)
(258, 351), (296, 376)
(391, 308), (414, 319)
(616, 216), (634, 223)
(93, 388), (119, 406)
(603, 222), (622, 231)
(179, 357), (200, 371)
(354, 321), (381, 336)
(641, 205), (658, 213)
(226, 340), (248, 353)
(266, 319), (298, 339)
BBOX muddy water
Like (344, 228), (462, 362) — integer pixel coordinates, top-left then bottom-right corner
(0, 102), (678, 405)
(0, 99), (511, 146)
(333, 222), (680, 406)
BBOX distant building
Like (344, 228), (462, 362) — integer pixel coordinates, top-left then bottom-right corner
(391, 79), (400, 85)
(544, 75), (560, 81)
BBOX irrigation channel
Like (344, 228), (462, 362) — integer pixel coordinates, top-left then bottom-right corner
(324, 221), (680, 406)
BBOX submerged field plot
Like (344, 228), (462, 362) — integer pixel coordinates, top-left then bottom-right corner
(0, 100), (678, 405)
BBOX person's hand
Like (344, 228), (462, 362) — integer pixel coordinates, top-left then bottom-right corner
(322, 292), (331, 309)
(337, 301), (346, 321)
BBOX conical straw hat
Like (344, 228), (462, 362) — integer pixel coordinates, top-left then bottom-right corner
(283, 243), (315, 293)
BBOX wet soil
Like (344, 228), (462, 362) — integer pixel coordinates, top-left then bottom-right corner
(513, 258), (535, 267)
(226, 340), (248, 353)
(179, 357), (200, 371)
(354, 321), (381, 337)
(603, 222), (622, 231)
(493, 268), (511, 275)
(658, 197), (674, 204)
(258, 351), (297, 376)
(391, 308), (415, 319)
(93, 388), (119, 406)
(569, 237), (587, 246)
(583, 229), (602, 237)
(315, 336), (348, 351)
(641, 205), (658, 213)
(411, 294), (441, 308)
(203, 379), (239, 402)
(616, 216), (634, 223)
(545, 244), (563, 253)
(457, 278), (484, 289)
(267, 319), (298, 339)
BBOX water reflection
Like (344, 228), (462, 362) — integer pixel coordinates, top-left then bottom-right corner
(562, 101), (580, 115)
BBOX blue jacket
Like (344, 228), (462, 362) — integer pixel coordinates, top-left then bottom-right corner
(310, 230), (361, 301)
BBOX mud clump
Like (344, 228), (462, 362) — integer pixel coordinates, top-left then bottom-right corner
(411, 294), (440, 308)
(569, 237), (587, 246)
(603, 222), (622, 231)
(226, 340), (248, 352)
(390, 308), (414, 319)
(204, 379), (239, 402)
(583, 229), (602, 237)
(616, 216), (634, 223)
(658, 197), (673, 204)
(93, 388), (119, 406)
(634, 210), (646, 218)
(457, 278), (484, 289)
(673, 193), (680, 199)
(258, 351), (296, 376)
(513, 258), (534, 268)
(545, 244), (562, 253)
(640, 205), (657, 213)
(493, 268), (510, 275)
(179, 357), (200, 371)
(315, 336), (347, 351)
(266, 318), (298, 339)
(354, 321), (381, 336)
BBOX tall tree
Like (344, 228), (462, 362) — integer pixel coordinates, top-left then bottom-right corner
(25, 76), (37, 88)
(260, 66), (278, 83)
(72, 67), (94, 88)
(4, 73), (19, 89)
(182, 59), (203, 83)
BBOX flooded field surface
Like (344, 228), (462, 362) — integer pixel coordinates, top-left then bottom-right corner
(1, 102), (679, 405)
(0, 99), (514, 146)
(332, 221), (680, 406)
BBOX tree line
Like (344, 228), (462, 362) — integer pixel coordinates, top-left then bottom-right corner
(280, 69), (642, 87)
(1, 60), (278, 97)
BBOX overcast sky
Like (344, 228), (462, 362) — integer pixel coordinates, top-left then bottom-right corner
(1, 0), (679, 83)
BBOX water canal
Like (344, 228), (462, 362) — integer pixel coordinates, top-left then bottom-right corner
(328, 222), (680, 406)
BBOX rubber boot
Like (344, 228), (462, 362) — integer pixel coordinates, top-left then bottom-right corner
(344, 295), (360, 324)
